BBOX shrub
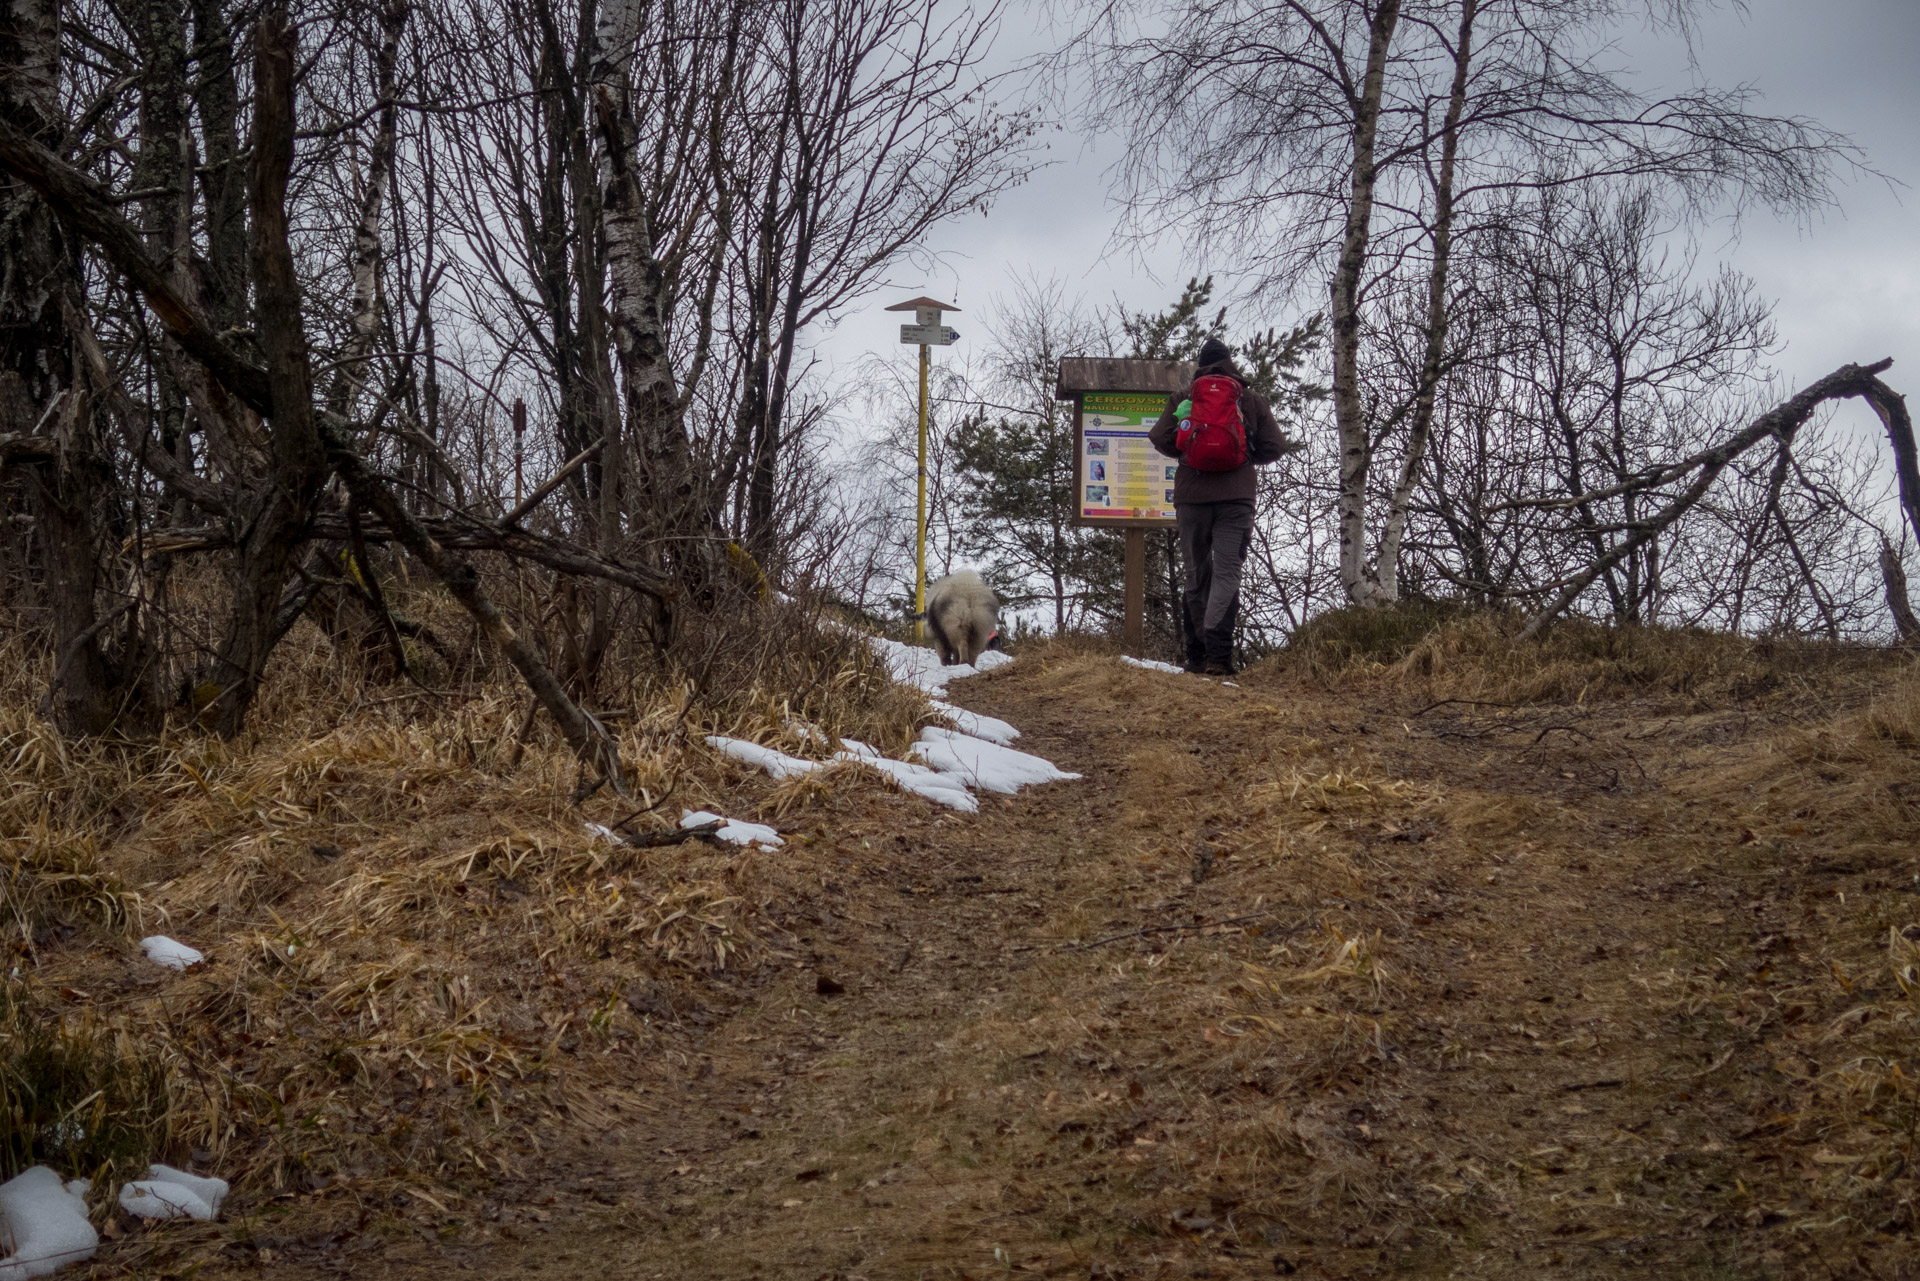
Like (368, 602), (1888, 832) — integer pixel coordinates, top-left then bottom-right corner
(0, 990), (169, 1183)
(1282, 599), (1479, 667)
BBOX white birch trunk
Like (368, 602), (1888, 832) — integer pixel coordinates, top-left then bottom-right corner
(1330, 0), (1403, 608)
(327, 0), (406, 419)
(5, 0), (60, 126)
(1371, 0), (1477, 602)
(591, 0), (687, 537)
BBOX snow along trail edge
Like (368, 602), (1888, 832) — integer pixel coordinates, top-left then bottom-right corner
(0, 1162), (233, 1279)
(703, 639), (1075, 813)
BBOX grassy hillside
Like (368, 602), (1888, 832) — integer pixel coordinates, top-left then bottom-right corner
(4, 609), (1918, 1278)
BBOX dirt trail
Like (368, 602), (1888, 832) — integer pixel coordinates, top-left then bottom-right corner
(207, 651), (1918, 1280)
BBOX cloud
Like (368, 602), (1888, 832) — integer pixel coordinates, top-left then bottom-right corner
(822, 0), (1919, 399)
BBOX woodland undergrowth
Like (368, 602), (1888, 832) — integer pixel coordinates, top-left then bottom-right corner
(0, 579), (930, 1213)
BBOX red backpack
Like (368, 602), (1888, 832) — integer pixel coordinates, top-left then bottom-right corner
(1175, 374), (1247, 471)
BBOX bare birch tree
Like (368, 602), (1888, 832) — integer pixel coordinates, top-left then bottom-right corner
(1071, 0), (1861, 607)
(0, 0), (1040, 761)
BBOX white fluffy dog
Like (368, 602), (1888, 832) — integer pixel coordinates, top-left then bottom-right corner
(925, 570), (1001, 667)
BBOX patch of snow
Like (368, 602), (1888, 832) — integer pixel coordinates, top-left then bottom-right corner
(706, 736), (822, 780)
(118, 1165), (227, 1222)
(872, 638), (958, 693)
(0, 1167), (96, 1279)
(870, 637), (1011, 695)
(680, 810), (784, 849)
(700, 636), (1065, 812)
(910, 728), (1081, 795)
(39, 1122), (82, 1151)
(147, 1165), (226, 1216)
(1222, 681), (1239, 687)
(139, 936), (203, 971)
(713, 728), (981, 812)
(1120, 655), (1186, 675)
(836, 740), (978, 812)
(706, 727), (978, 810)
(927, 700), (1019, 745)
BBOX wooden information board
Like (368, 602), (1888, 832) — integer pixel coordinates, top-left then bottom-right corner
(1056, 358), (1191, 531)
(1077, 390), (1177, 526)
(1055, 358), (1193, 653)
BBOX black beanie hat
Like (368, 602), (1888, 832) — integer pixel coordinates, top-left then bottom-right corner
(1196, 337), (1232, 368)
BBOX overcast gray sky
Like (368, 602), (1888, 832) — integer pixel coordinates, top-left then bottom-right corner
(821, 0), (1919, 403)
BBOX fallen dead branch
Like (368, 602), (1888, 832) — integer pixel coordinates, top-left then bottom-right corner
(620, 819), (723, 848)
(1519, 359), (1917, 638)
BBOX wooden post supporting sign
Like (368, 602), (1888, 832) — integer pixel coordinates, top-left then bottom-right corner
(1123, 528), (1146, 653)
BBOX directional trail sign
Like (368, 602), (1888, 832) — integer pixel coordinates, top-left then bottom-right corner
(883, 295), (962, 643)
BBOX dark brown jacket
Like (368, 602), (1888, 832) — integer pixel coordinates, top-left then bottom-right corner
(1147, 361), (1300, 504)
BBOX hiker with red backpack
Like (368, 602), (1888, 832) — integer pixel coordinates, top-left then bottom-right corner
(1148, 337), (1301, 675)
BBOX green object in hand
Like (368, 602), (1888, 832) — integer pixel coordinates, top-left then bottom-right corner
(1176, 398), (1192, 421)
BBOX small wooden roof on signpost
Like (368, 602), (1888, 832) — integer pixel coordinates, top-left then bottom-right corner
(884, 296), (961, 312)
(1055, 357), (1193, 401)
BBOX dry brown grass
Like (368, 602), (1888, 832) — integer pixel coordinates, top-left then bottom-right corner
(1712, 698), (1920, 862)
(1273, 604), (1904, 711)
(10, 602), (1920, 1278)
(952, 621), (1920, 1274)
(0, 586), (951, 1217)
(1258, 622), (1920, 1271)
(1647, 660), (1920, 1249)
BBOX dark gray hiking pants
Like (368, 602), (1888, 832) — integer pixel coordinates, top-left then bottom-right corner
(1176, 498), (1254, 665)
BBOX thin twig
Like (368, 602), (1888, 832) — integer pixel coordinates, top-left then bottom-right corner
(620, 820), (723, 848)
(506, 697), (539, 769)
(1411, 698), (1520, 717)
(499, 438), (603, 527)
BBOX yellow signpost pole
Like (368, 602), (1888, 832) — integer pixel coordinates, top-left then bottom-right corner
(885, 295), (960, 647)
(914, 341), (930, 642)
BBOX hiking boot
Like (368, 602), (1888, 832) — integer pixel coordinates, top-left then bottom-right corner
(1201, 661), (1235, 677)
(1183, 658), (1207, 674)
